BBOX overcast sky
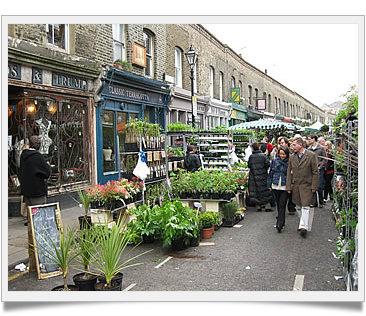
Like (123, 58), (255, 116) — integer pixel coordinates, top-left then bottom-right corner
(203, 23), (359, 107)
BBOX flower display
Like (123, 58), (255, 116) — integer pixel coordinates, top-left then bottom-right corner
(86, 178), (144, 209)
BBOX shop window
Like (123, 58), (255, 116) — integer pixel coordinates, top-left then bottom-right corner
(117, 112), (127, 171)
(8, 95), (89, 194)
(112, 24), (126, 63)
(231, 76), (236, 89)
(175, 47), (183, 88)
(46, 24), (69, 51)
(102, 110), (116, 173)
(144, 30), (154, 78)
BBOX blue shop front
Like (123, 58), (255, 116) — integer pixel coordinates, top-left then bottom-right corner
(96, 69), (170, 184)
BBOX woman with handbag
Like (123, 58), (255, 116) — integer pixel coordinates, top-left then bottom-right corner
(268, 146), (290, 233)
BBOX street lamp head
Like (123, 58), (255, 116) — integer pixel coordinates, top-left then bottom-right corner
(186, 45), (197, 69)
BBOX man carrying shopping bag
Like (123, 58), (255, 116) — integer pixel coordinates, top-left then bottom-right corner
(286, 137), (319, 238)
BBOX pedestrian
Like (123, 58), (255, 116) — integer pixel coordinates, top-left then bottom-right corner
(307, 135), (327, 207)
(20, 135), (51, 224)
(268, 146), (290, 233)
(19, 135), (51, 272)
(286, 137), (319, 238)
(248, 142), (272, 212)
(183, 144), (201, 172)
(324, 140), (335, 201)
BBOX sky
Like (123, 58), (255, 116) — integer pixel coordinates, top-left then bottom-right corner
(203, 23), (359, 107)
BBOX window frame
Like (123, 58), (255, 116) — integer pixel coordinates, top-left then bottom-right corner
(209, 66), (215, 98)
(174, 47), (183, 87)
(112, 24), (126, 63)
(144, 31), (154, 78)
(45, 24), (69, 52)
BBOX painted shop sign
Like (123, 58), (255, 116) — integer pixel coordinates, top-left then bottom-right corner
(8, 63), (21, 80)
(52, 73), (88, 90)
(105, 84), (164, 105)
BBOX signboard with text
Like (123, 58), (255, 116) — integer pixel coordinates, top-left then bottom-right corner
(257, 98), (266, 110)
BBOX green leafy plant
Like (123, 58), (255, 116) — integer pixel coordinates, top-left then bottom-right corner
(78, 190), (91, 216)
(76, 228), (95, 278)
(221, 200), (239, 221)
(199, 212), (215, 229)
(128, 204), (161, 240)
(113, 59), (133, 71)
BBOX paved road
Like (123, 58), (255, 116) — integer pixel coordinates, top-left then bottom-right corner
(8, 202), (345, 291)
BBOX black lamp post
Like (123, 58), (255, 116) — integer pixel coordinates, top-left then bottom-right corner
(185, 45), (198, 128)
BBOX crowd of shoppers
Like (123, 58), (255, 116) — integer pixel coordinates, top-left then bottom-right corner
(248, 133), (334, 238)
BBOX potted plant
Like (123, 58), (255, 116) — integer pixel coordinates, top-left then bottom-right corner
(199, 212), (215, 239)
(113, 59), (133, 71)
(73, 227), (98, 291)
(221, 200), (239, 227)
(78, 190), (92, 230)
(40, 228), (79, 291)
(90, 213), (152, 291)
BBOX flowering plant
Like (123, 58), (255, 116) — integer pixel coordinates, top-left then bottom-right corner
(86, 178), (143, 209)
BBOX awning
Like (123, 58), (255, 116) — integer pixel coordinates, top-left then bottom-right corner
(228, 118), (298, 131)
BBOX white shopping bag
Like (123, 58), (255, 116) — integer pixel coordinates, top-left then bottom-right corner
(133, 151), (150, 181)
(299, 207), (314, 231)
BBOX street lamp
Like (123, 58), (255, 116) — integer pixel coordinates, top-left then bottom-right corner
(185, 45), (198, 128)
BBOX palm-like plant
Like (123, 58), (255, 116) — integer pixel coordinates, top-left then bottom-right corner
(78, 190), (91, 216)
(40, 228), (79, 290)
(90, 213), (152, 288)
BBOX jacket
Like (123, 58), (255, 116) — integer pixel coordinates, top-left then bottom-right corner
(268, 157), (288, 187)
(248, 150), (272, 205)
(286, 149), (319, 207)
(20, 149), (51, 198)
(309, 144), (326, 169)
(184, 153), (201, 172)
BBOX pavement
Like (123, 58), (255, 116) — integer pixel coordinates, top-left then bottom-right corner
(7, 200), (346, 291)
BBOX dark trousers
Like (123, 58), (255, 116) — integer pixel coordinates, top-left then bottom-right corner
(287, 193), (296, 213)
(324, 173), (334, 200)
(318, 168), (325, 205)
(273, 190), (289, 229)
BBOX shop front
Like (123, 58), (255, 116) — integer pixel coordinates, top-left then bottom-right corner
(168, 86), (207, 129)
(8, 49), (100, 212)
(97, 69), (170, 184)
(204, 97), (231, 129)
(229, 103), (248, 126)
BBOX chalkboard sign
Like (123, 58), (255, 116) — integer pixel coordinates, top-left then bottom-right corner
(28, 202), (63, 280)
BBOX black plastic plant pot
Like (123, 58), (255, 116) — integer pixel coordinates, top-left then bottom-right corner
(51, 285), (79, 291)
(171, 237), (189, 251)
(94, 282), (121, 291)
(189, 236), (200, 247)
(142, 234), (155, 243)
(78, 216), (92, 230)
(73, 272), (98, 291)
(97, 272), (123, 291)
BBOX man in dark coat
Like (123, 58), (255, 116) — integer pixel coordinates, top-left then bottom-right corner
(286, 137), (318, 238)
(184, 144), (201, 172)
(20, 135), (51, 272)
(248, 142), (272, 212)
(308, 135), (327, 207)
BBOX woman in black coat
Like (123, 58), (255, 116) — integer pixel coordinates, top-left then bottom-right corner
(248, 142), (272, 212)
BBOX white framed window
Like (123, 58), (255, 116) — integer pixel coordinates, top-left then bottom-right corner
(112, 24), (126, 62)
(209, 66), (214, 98)
(219, 72), (223, 101)
(46, 24), (69, 52)
(231, 76), (236, 89)
(174, 47), (183, 87)
(144, 31), (154, 77)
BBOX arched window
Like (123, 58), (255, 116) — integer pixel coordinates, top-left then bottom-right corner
(248, 85), (253, 105)
(275, 97), (278, 113)
(143, 30), (154, 77)
(209, 66), (215, 98)
(238, 80), (243, 101)
(219, 72), (224, 101)
(231, 76), (236, 89)
(268, 94), (272, 112)
(263, 92), (267, 110)
(174, 47), (183, 87)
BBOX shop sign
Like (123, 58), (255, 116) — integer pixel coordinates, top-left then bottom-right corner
(257, 98), (266, 110)
(192, 96), (197, 116)
(106, 83), (164, 105)
(32, 67), (43, 84)
(132, 42), (146, 68)
(52, 73), (88, 90)
(8, 63), (21, 80)
(230, 87), (241, 103)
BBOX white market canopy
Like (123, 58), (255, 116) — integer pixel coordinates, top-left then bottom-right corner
(229, 118), (298, 131)
(305, 121), (324, 131)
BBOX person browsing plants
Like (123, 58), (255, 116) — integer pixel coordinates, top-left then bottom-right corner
(268, 146), (290, 233)
(184, 144), (201, 172)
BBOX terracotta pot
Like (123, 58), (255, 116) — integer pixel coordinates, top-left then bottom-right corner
(202, 226), (214, 239)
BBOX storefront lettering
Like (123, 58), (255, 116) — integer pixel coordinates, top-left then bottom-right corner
(108, 85), (150, 102)
(52, 73), (88, 90)
(8, 63), (21, 80)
